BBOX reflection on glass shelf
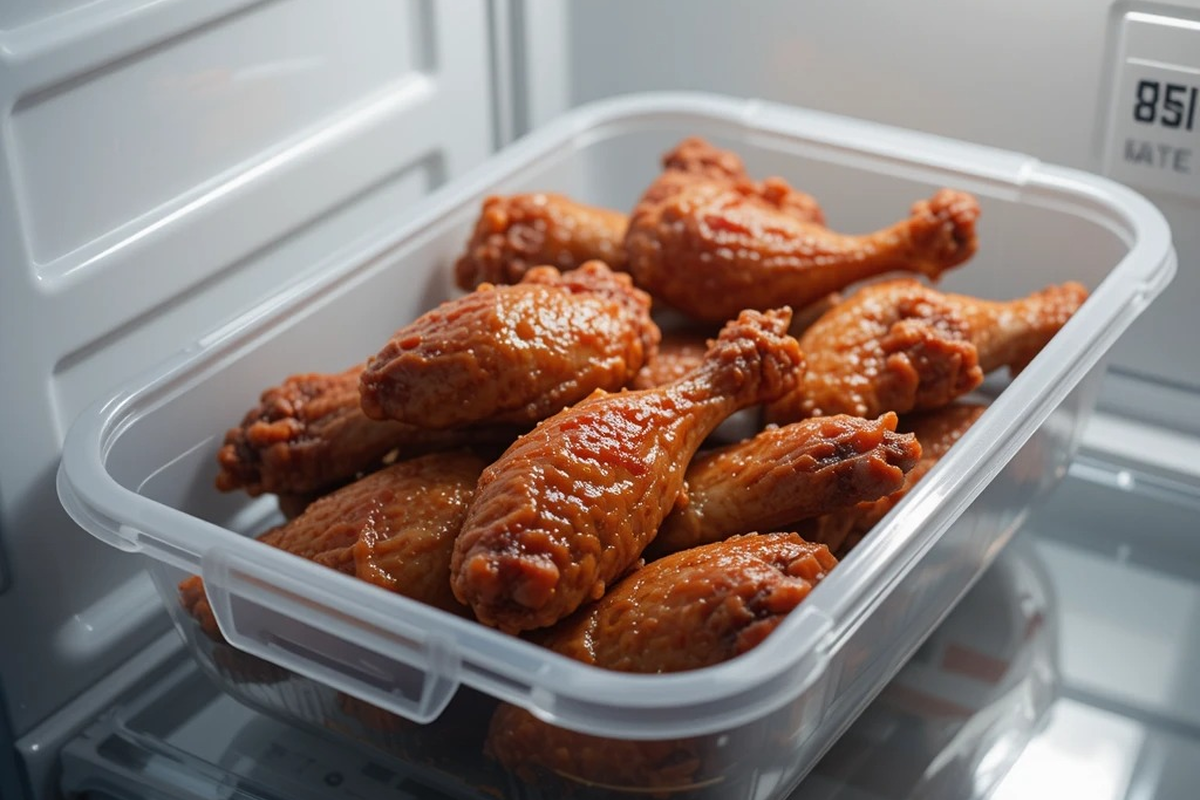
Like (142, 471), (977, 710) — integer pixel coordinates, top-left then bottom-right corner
(59, 453), (1200, 800)
(992, 698), (1144, 800)
(794, 533), (1057, 800)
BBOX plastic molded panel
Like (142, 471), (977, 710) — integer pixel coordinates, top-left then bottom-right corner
(0, 0), (494, 736)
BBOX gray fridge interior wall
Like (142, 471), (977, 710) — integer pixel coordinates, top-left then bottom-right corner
(512, 0), (1200, 431)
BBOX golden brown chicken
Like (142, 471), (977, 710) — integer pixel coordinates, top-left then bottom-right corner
(186, 449), (487, 643)
(360, 262), (660, 430)
(646, 412), (922, 559)
(453, 193), (629, 290)
(215, 364), (511, 497)
(637, 136), (825, 224)
(628, 325), (714, 389)
(631, 294), (840, 391)
(803, 403), (988, 556)
(485, 533), (837, 789)
(450, 307), (805, 632)
(626, 138), (979, 323)
(766, 279), (1089, 423)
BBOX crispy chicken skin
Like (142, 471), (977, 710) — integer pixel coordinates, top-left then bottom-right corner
(625, 139), (978, 323)
(804, 403), (988, 556)
(647, 412), (921, 559)
(631, 294), (842, 391)
(485, 533), (837, 788)
(453, 193), (629, 290)
(638, 136), (825, 225)
(451, 308), (805, 632)
(536, 532), (837, 670)
(185, 450), (486, 643)
(360, 262), (660, 429)
(766, 279), (1089, 423)
(215, 364), (508, 497)
(629, 325), (713, 389)
(966, 281), (1091, 374)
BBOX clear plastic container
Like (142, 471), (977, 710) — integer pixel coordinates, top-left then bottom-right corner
(57, 92), (1176, 799)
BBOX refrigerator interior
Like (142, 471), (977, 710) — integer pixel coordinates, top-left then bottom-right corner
(3, 0), (1200, 798)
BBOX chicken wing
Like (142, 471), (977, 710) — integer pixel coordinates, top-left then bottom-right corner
(450, 307), (805, 632)
(215, 364), (511, 497)
(646, 412), (921, 559)
(360, 262), (660, 429)
(486, 533), (836, 789)
(803, 403), (988, 556)
(453, 193), (629, 290)
(766, 279), (1089, 422)
(625, 139), (978, 323)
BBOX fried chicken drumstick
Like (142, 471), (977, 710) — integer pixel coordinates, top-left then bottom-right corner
(647, 412), (922, 559)
(626, 138), (979, 323)
(638, 135), (825, 224)
(186, 450), (487, 642)
(486, 533), (837, 788)
(451, 307), (805, 632)
(215, 365), (510, 497)
(803, 403), (987, 556)
(453, 193), (629, 290)
(360, 262), (659, 429)
(767, 278), (1089, 422)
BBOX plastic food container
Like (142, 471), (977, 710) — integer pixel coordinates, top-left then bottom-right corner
(57, 93), (1175, 799)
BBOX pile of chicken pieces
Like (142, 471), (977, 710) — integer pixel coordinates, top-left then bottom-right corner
(184, 137), (1088, 790)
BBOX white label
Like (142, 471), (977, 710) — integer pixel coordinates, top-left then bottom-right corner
(1104, 14), (1200, 201)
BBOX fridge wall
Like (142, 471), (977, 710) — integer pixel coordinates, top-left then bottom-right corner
(0, 0), (496, 744)
(516, 0), (1200, 431)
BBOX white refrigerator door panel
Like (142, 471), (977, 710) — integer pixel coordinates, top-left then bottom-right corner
(0, 0), (494, 737)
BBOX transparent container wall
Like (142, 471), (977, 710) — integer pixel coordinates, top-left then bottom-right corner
(147, 551), (836, 800)
(67, 522), (1059, 800)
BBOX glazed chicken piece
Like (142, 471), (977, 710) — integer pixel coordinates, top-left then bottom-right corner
(631, 294), (841, 391)
(187, 450), (487, 644)
(486, 533), (837, 789)
(766, 278), (1090, 422)
(451, 307), (805, 632)
(646, 412), (921, 559)
(215, 364), (513, 497)
(804, 403), (988, 556)
(453, 193), (629, 290)
(340, 451), (486, 610)
(360, 262), (660, 429)
(626, 138), (979, 323)
(629, 325), (713, 389)
(637, 136), (825, 224)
